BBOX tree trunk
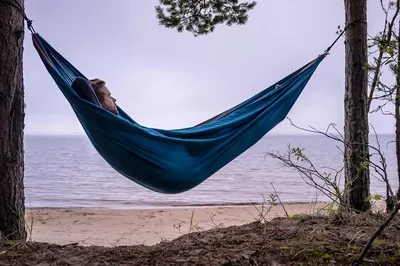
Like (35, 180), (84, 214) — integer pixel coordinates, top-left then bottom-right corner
(343, 0), (370, 212)
(396, 19), (400, 204)
(0, 0), (27, 240)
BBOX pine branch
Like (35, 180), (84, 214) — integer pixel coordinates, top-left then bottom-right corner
(155, 0), (257, 36)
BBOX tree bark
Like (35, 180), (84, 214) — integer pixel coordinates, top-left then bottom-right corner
(396, 19), (400, 204)
(0, 0), (27, 240)
(343, 0), (370, 212)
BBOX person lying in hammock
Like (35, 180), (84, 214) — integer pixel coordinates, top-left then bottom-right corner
(72, 77), (119, 115)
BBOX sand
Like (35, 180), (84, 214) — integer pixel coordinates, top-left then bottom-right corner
(25, 202), (329, 247)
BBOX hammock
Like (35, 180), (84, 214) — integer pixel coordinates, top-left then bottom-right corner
(31, 32), (326, 194)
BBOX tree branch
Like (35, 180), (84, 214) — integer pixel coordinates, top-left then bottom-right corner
(155, 0), (257, 36)
(367, 1), (400, 111)
(354, 202), (400, 265)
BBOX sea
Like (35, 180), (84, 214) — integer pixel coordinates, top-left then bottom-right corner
(24, 134), (397, 210)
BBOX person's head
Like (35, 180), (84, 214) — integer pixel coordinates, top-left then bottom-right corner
(90, 78), (119, 115)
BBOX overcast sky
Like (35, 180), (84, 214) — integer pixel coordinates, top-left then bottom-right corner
(23, 0), (394, 135)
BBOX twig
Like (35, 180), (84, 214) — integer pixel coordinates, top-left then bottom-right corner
(270, 182), (289, 217)
(367, 0), (400, 111)
(267, 147), (345, 207)
(205, 212), (224, 229)
(354, 202), (400, 265)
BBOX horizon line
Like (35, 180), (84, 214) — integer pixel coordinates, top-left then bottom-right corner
(24, 132), (396, 137)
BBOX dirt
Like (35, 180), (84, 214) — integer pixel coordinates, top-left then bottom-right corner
(1, 213), (400, 266)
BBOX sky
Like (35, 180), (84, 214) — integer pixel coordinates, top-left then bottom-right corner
(22, 0), (395, 135)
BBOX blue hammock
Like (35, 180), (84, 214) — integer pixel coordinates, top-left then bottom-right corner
(31, 33), (327, 194)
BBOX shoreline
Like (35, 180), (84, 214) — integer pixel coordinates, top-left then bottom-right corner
(25, 200), (331, 211)
(25, 202), (331, 247)
(25, 201), (386, 247)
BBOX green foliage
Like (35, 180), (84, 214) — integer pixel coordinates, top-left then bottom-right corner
(155, 0), (257, 36)
(290, 147), (306, 161)
(367, 1), (400, 107)
(279, 246), (291, 251)
(325, 202), (336, 214)
(359, 161), (369, 171)
(289, 213), (311, 219)
(321, 253), (333, 261)
(267, 193), (278, 206)
(365, 193), (383, 202)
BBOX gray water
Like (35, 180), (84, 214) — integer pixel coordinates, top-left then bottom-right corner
(24, 134), (397, 209)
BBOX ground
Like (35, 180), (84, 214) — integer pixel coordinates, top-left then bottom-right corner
(1, 213), (399, 266)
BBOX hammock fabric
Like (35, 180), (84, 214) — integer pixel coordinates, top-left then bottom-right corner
(31, 32), (326, 194)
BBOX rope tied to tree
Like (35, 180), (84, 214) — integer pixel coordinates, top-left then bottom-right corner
(324, 19), (367, 53)
(23, 13), (34, 33)
(0, 0), (35, 33)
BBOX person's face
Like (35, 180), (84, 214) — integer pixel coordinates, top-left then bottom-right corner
(98, 86), (118, 115)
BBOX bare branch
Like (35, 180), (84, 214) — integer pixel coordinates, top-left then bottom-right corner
(355, 202), (400, 265)
(270, 182), (289, 218)
(268, 118), (392, 211)
(367, 0), (400, 111)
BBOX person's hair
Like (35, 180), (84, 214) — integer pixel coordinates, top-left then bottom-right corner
(90, 78), (106, 100)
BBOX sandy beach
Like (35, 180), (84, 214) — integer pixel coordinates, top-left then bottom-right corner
(25, 202), (329, 247)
